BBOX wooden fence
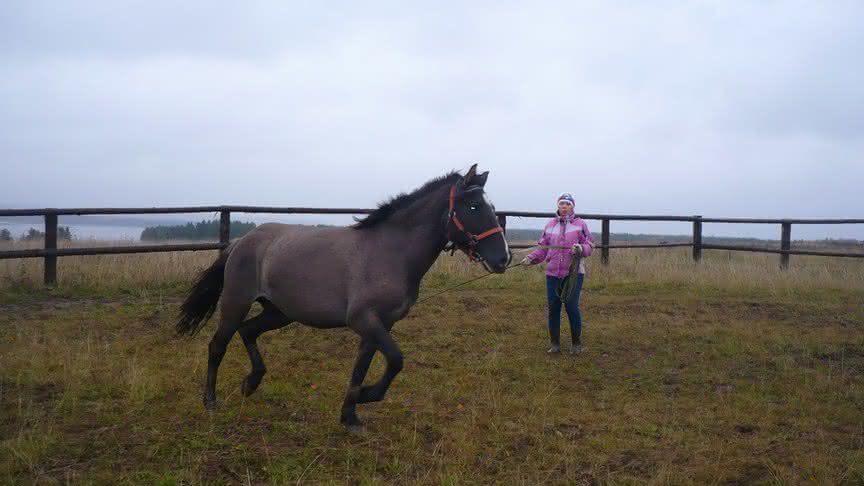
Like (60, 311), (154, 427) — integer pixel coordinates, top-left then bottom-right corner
(0, 206), (862, 286)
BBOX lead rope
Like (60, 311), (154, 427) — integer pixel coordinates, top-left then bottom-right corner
(416, 244), (585, 304)
(555, 255), (582, 304)
(520, 244), (584, 303)
(415, 261), (525, 304)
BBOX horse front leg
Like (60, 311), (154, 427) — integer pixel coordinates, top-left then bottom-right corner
(355, 325), (403, 404)
(341, 315), (404, 428)
(340, 338), (376, 428)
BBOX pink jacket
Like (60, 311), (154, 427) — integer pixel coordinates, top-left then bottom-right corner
(527, 214), (594, 277)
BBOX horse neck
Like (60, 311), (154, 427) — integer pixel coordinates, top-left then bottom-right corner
(382, 185), (451, 286)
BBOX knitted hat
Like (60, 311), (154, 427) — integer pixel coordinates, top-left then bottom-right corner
(557, 192), (575, 206)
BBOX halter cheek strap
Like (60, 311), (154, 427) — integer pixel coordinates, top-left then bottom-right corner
(446, 185), (504, 261)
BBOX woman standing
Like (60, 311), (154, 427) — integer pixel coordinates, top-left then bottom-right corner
(520, 193), (594, 354)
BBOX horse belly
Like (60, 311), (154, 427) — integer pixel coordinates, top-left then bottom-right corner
(267, 289), (347, 324)
(263, 274), (348, 326)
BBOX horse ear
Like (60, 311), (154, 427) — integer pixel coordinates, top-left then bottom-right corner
(473, 171), (489, 187)
(461, 163), (478, 186)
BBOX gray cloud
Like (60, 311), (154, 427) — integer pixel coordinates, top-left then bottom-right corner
(1, 0), (863, 240)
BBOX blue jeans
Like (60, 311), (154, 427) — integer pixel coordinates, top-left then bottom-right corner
(545, 274), (584, 345)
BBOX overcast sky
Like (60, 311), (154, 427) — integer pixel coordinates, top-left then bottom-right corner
(1, 1), (862, 239)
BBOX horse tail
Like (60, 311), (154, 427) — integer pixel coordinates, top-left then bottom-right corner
(175, 243), (234, 336)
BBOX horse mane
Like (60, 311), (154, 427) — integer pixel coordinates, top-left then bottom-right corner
(352, 171), (461, 229)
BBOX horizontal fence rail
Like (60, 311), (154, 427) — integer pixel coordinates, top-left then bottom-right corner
(0, 243), (226, 260)
(700, 244), (864, 258)
(0, 206), (373, 217)
(0, 206), (861, 286)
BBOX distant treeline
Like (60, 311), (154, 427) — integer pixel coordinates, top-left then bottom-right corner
(140, 220), (257, 241)
(0, 227), (73, 241)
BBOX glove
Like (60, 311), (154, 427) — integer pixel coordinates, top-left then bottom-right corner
(571, 244), (583, 256)
(519, 256), (534, 265)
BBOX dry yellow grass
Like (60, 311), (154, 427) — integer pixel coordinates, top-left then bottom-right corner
(0, 240), (216, 293)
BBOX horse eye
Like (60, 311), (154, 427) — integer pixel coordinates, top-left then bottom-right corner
(469, 205), (478, 211)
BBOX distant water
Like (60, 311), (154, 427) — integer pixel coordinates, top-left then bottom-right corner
(0, 222), (145, 241)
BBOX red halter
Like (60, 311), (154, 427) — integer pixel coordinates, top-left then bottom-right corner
(446, 185), (504, 261)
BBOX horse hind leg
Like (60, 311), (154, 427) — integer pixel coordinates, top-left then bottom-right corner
(204, 297), (251, 410)
(239, 300), (292, 397)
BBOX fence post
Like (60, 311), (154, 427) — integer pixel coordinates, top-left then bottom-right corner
(601, 218), (610, 265)
(497, 214), (507, 235)
(219, 210), (231, 249)
(692, 215), (703, 263)
(780, 221), (791, 270)
(44, 212), (58, 286)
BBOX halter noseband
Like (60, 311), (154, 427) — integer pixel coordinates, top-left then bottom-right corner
(446, 185), (504, 261)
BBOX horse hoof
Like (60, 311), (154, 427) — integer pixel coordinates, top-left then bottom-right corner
(341, 418), (365, 433)
(203, 398), (219, 411)
(241, 377), (259, 397)
(340, 412), (364, 431)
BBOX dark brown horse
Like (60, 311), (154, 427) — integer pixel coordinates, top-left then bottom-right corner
(176, 164), (510, 427)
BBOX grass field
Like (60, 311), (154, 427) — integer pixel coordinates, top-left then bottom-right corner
(1, 245), (863, 484)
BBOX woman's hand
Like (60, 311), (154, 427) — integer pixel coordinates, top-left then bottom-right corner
(519, 256), (534, 265)
(571, 244), (583, 256)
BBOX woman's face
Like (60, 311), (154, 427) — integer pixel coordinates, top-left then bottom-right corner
(558, 201), (573, 216)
